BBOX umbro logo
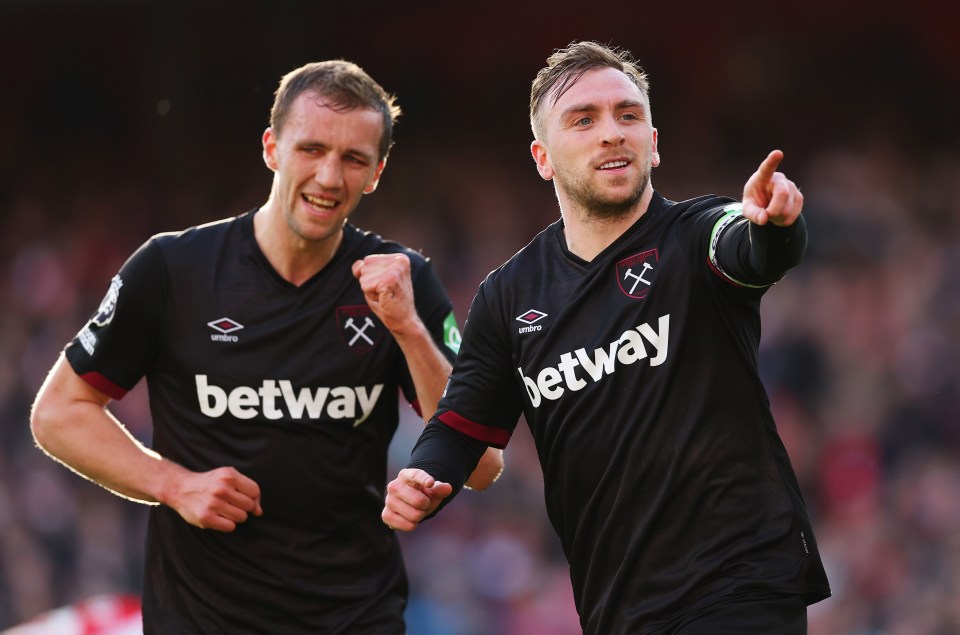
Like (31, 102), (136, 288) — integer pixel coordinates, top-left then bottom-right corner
(208, 317), (244, 342)
(516, 309), (547, 334)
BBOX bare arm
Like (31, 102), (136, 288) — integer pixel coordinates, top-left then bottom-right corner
(353, 255), (504, 490)
(30, 354), (262, 532)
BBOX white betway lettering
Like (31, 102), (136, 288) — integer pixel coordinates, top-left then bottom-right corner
(518, 314), (670, 408)
(196, 375), (383, 425)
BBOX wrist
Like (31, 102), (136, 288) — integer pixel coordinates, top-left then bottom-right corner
(388, 314), (428, 342)
(152, 458), (188, 507)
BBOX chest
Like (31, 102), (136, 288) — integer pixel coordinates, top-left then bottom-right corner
(159, 256), (399, 389)
(505, 228), (698, 373)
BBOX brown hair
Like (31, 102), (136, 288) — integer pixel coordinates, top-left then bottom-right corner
(270, 60), (402, 161)
(530, 41), (650, 140)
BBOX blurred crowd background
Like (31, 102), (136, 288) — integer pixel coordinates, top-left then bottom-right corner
(1, 1), (959, 633)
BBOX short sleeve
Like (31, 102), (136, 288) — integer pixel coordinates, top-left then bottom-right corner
(64, 238), (167, 399)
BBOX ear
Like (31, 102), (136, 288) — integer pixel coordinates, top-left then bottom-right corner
(650, 128), (660, 168)
(531, 139), (554, 181)
(262, 127), (278, 171)
(363, 158), (387, 194)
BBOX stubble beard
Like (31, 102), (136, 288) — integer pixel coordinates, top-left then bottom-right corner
(284, 204), (316, 243)
(556, 164), (650, 223)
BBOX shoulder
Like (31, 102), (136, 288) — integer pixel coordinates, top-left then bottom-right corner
(343, 223), (431, 270)
(142, 213), (252, 278)
(671, 194), (740, 222)
(151, 213), (247, 252)
(655, 194), (745, 249)
(483, 219), (562, 289)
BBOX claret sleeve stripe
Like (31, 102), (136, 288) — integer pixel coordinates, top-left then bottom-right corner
(79, 372), (128, 400)
(437, 410), (511, 448)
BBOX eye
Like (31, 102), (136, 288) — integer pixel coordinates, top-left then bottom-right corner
(621, 113), (639, 121)
(576, 116), (592, 126)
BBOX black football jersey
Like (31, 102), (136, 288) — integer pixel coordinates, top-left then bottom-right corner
(432, 192), (831, 634)
(65, 211), (459, 634)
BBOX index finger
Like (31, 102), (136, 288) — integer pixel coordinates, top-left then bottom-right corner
(755, 149), (784, 182)
(399, 468), (436, 490)
(351, 259), (364, 278)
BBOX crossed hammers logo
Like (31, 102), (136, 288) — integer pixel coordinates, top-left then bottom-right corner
(615, 248), (658, 299)
(622, 262), (654, 295)
(344, 316), (375, 346)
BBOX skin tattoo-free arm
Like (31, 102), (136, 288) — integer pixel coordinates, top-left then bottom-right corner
(352, 254), (504, 490)
(30, 356), (263, 532)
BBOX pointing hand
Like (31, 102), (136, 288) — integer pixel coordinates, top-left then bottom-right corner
(741, 150), (804, 227)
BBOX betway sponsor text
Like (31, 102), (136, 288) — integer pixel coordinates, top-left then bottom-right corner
(518, 314), (669, 408)
(196, 375), (383, 426)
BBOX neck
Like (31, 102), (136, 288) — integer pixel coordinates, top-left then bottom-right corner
(253, 199), (342, 286)
(560, 186), (655, 261)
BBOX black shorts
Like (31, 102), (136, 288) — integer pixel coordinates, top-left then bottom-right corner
(668, 591), (808, 635)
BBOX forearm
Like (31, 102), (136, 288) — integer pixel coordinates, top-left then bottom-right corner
(717, 214), (808, 285)
(392, 325), (505, 489)
(407, 420), (489, 517)
(748, 214), (808, 275)
(391, 318), (452, 423)
(33, 405), (184, 504)
(465, 447), (504, 491)
(30, 358), (184, 505)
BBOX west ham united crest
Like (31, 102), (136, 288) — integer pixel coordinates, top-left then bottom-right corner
(337, 305), (382, 353)
(615, 249), (658, 299)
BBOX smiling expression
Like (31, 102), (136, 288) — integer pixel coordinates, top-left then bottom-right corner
(262, 90), (386, 248)
(532, 67), (660, 220)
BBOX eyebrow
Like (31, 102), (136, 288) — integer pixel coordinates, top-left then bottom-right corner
(560, 99), (645, 120)
(297, 140), (376, 163)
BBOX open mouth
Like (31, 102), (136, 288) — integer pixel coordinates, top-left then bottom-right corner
(302, 193), (337, 211)
(598, 160), (630, 170)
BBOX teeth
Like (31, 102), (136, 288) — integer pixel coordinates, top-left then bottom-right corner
(599, 160), (628, 170)
(303, 193), (336, 208)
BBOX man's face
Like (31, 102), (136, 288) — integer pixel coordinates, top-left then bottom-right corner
(532, 67), (659, 219)
(262, 91), (385, 245)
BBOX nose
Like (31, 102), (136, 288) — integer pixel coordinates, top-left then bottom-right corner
(599, 116), (625, 146)
(314, 155), (344, 189)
